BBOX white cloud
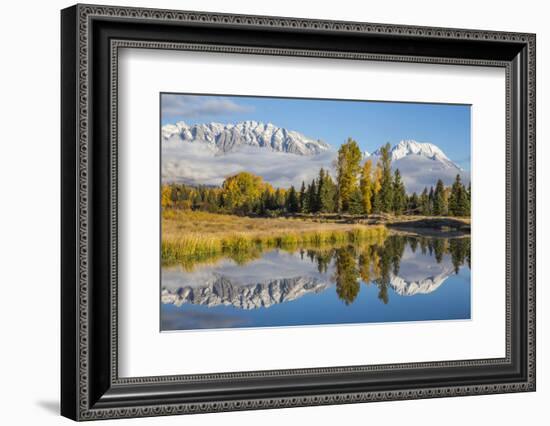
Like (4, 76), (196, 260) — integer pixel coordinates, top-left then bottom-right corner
(389, 156), (470, 194)
(161, 94), (254, 119)
(162, 142), (336, 189)
(161, 141), (470, 193)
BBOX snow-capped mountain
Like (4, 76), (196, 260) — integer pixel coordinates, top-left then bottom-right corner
(160, 268), (454, 309)
(389, 264), (455, 296)
(161, 276), (331, 310)
(386, 243), (458, 296)
(162, 120), (330, 156)
(372, 140), (461, 169)
(367, 140), (468, 194)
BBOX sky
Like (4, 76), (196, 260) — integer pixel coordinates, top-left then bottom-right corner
(161, 93), (471, 170)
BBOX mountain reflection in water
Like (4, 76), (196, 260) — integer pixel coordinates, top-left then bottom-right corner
(161, 235), (471, 331)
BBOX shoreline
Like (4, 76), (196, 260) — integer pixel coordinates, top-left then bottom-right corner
(161, 210), (470, 263)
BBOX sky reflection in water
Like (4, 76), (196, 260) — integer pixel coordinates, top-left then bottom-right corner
(161, 235), (471, 331)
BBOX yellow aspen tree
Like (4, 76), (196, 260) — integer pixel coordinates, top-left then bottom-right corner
(161, 184), (172, 209)
(360, 159), (373, 214)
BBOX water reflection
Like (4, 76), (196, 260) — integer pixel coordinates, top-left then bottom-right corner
(161, 235), (471, 330)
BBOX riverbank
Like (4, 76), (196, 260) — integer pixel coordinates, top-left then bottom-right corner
(162, 210), (388, 262)
(285, 213), (470, 231)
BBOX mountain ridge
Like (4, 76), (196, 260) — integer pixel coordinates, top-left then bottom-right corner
(162, 120), (331, 156)
(161, 268), (454, 310)
(365, 140), (468, 193)
(370, 139), (462, 171)
(161, 121), (468, 192)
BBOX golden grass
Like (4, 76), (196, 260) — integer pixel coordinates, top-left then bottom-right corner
(161, 209), (388, 263)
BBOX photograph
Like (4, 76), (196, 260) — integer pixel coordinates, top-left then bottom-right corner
(159, 94), (472, 331)
(56, 3), (537, 420)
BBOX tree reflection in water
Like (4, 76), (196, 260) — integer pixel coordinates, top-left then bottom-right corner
(164, 234), (471, 309)
(301, 235), (471, 305)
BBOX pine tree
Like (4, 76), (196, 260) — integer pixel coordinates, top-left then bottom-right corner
(360, 159), (373, 214)
(433, 179), (447, 216)
(286, 185), (299, 213)
(392, 169), (407, 215)
(306, 179), (318, 213)
(258, 188), (269, 215)
(448, 174), (468, 216)
(466, 183), (471, 216)
(348, 188), (364, 215)
(316, 168), (325, 212)
(299, 181), (307, 213)
(336, 138), (362, 212)
(457, 180), (469, 216)
(318, 169), (336, 213)
(408, 192), (419, 214)
(428, 186), (435, 215)
(378, 143), (394, 212)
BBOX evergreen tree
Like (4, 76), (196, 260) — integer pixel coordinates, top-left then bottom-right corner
(378, 143), (394, 212)
(286, 185), (299, 213)
(392, 169), (407, 215)
(306, 179), (318, 213)
(408, 192), (419, 214)
(336, 138), (362, 212)
(466, 183), (471, 216)
(458, 181), (470, 216)
(316, 168), (326, 212)
(448, 174), (468, 216)
(259, 188), (271, 215)
(348, 188), (364, 215)
(359, 159), (373, 214)
(318, 169), (336, 213)
(428, 186), (435, 215)
(299, 181), (307, 213)
(433, 179), (447, 216)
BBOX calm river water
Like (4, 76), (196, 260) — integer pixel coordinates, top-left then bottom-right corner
(161, 235), (471, 331)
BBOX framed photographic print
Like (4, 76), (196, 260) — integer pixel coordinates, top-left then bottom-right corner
(61, 4), (536, 421)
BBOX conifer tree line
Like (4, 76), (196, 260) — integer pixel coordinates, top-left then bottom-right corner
(162, 138), (470, 217)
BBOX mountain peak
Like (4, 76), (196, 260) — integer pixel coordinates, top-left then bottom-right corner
(162, 121), (330, 156)
(369, 139), (462, 172)
(372, 139), (452, 162)
(393, 140), (451, 162)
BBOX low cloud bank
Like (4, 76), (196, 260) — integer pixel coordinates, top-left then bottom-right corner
(162, 142), (470, 193)
(162, 142), (336, 188)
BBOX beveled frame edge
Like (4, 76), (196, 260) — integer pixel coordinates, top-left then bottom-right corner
(61, 3), (536, 421)
(110, 41), (513, 385)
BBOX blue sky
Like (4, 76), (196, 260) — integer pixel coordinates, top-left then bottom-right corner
(161, 93), (471, 170)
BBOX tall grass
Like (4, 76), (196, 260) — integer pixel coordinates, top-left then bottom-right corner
(161, 210), (388, 264)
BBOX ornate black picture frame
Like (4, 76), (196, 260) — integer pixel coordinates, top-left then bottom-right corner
(61, 4), (536, 421)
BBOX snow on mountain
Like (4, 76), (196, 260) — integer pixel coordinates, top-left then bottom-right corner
(162, 120), (330, 156)
(367, 140), (468, 194)
(160, 246), (458, 311)
(389, 264), (455, 296)
(161, 250), (333, 309)
(161, 276), (331, 310)
(162, 123), (468, 192)
(161, 267), (454, 309)
(372, 140), (460, 168)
